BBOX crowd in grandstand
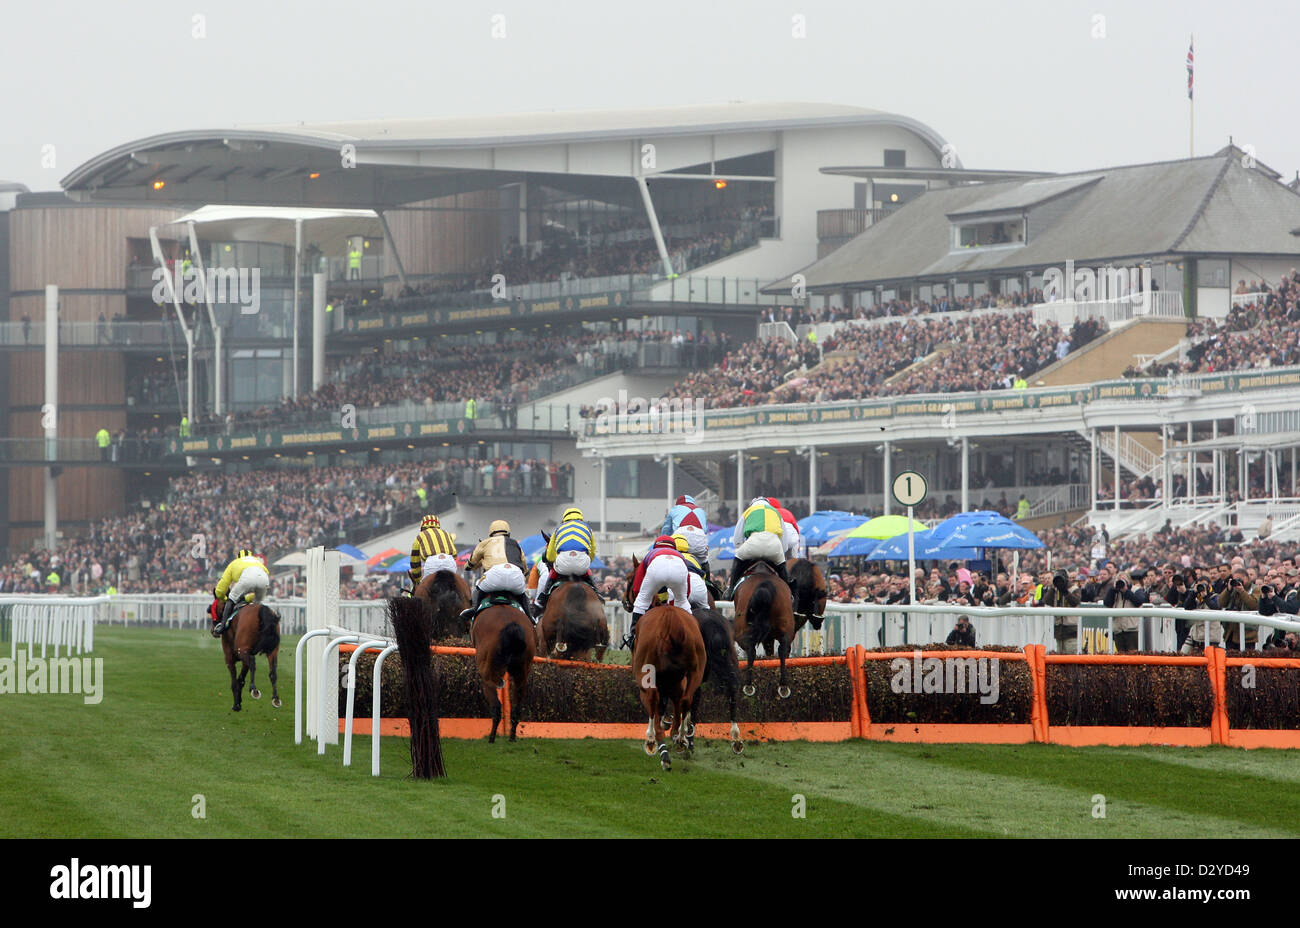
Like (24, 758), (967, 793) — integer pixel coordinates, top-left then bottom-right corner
(667, 311), (1106, 409)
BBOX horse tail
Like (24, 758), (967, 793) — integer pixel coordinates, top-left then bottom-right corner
(696, 609), (738, 691)
(495, 619), (529, 675)
(744, 581), (775, 651)
(254, 605), (281, 656)
(428, 571), (468, 637)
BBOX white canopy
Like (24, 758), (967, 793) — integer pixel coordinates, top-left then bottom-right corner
(166, 204), (383, 255)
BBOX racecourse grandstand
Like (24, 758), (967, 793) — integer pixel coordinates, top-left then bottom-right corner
(0, 108), (1297, 616)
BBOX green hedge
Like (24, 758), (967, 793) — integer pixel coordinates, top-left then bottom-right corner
(339, 651), (853, 724)
(1046, 654), (1213, 728)
(862, 645), (1033, 725)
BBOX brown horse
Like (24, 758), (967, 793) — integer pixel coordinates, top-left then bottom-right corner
(690, 605), (744, 754)
(787, 558), (829, 636)
(470, 603), (536, 743)
(414, 569), (472, 637)
(732, 561), (796, 700)
(538, 580), (609, 661)
(631, 604), (706, 771)
(222, 602), (281, 712)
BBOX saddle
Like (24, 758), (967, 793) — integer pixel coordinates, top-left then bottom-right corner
(473, 593), (524, 619)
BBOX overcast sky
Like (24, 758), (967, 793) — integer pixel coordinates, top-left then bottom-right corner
(3, 0), (1297, 192)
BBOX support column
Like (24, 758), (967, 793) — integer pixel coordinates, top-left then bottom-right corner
(808, 445), (818, 514)
(960, 436), (970, 513)
(1113, 425), (1122, 512)
(666, 455), (674, 508)
(1213, 420), (1221, 504)
(312, 272), (326, 392)
(882, 441), (892, 516)
(149, 227), (194, 455)
(599, 456), (608, 534)
(293, 218), (302, 399)
(1161, 427), (1169, 510)
(376, 211), (408, 290)
(1186, 421), (1194, 502)
(1090, 427), (1098, 512)
(518, 180), (528, 249)
(736, 452), (745, 515)
(187, 221), (223, 415)
(1292, 445), (1297, 498)
(44, 285), (57, 551)
(635, 176), (675, 279)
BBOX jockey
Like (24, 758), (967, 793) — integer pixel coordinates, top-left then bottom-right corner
(767, 497), (802, 559)
(408, 514), (457, 591)
(727, 497), (792, 598)
(673, 533), (713, 609)
(534, 507), (597, 613)
(461, 519), (533, 623)
(660, 494), (706, 538)
(211, 549), (270, 636)
(624, 535), (698, 647)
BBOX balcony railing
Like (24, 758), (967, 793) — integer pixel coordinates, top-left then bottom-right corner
(816, 207), (896, 240)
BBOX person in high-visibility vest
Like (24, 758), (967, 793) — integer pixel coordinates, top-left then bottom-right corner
(96, 427), (111, 461)
(348, 247), (362, 280)
(416, 486), (428, 507)
(105, 583), (117, 596)
(1016, 495), (1031, 520)
(179, 416), (190, 438)
(464, 397), (477, 432)
(46, 569), (60, 592)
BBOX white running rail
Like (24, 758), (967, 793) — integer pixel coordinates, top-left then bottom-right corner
(0, 595), (102, 659)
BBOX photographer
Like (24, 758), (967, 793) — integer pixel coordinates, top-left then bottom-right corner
(1039, 568), (1081, 652)
(946, 614), (977, 647)
(1220, 567), (1260, 649)
(1178, 576), (1222, 654)
(1258, 581), (1299, 649)
(1103, 570), (1149, 652)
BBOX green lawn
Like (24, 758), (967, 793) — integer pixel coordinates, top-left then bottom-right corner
(1, 626), (1297, 838)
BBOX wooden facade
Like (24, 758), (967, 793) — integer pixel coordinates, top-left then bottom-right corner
(382, 189), (501, 280)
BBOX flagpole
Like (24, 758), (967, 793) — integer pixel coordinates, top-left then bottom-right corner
(1188, 34), (1194, 158)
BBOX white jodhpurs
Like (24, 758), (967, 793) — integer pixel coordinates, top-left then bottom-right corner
(478, 563), (526, 596)
(633, 554), (689, 615)
(228, 565), (270, 606)
(422, 553), (457, 576)
(735, 531), (785, 566)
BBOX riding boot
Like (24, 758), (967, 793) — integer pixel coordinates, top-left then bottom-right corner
(776, 561), (793, 588)
(513, 592), (536, 623)
(727, 559), (751, 599)
(622, 612), (643, 650)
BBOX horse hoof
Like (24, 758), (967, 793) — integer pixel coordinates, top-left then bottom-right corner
(231, 704), (241, 712)
(742, 684), (756, 697)
(644, 740), (656, 756)
(272, 698), (282, 709)
(250, 688), (261, 700)
(777, 685), (792, 700)
(488, 734), (496, 744)
(556, 642), (567, 653)
(685, 722), (696, 738)
(731, 740), (745, 755)
(660, 750), (671, 772)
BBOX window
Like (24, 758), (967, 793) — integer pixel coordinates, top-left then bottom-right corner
(883, 149), (906, 168)
(955, 219), (1025, 249)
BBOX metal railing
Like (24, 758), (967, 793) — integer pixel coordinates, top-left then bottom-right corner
(98, 593), (390, 637)
(0, 437), (178, 463)
(0, 320), (185, 348)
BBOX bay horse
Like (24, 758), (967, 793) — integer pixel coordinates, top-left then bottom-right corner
(414, 569), (472, 638)
(787, 558), (829, 636)
(691, 606), (744, 755)
(538, 579), (609, 661)
(221, 602), (281, 712)
(470, 603), (536, 743)
(732, 560), (796, 700)
(631, 604), (706, 771)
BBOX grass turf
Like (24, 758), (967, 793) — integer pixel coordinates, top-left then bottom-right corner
(1, 625), (1298, 838)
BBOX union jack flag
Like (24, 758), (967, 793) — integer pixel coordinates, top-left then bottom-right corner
(1186, 39), (1194, 100)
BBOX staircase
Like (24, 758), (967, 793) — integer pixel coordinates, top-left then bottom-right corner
(677, 457), (722, 496)
(1070, 428), (1161, 484)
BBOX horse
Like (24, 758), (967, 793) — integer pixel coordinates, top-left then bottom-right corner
(787, 558), (829, 636)
(538, 579), (609, 661)
(221, 602), (281, 712)
(414, 568), (472, 637)
(691, 605), (744, 755)
(630, 604), (706, 771)
(732, 560), (796, 700)
(470, 602), (536, 743)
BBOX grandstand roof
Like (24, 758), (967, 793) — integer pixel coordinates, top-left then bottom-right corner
(60, 102), (954, 210)
(769, 148), (1300, 293)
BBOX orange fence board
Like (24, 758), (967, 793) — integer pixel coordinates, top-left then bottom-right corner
(1048, 726), (1213, 747)
(864, 723), (1035, 744)
(341, 718), (852, 742)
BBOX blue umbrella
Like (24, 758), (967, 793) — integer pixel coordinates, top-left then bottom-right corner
(517, 533), (548, 558)
(384, 556), (412, 574)
(828, 535), (881, 558)
(710, 534), (737, 561)
(944, 521), (1044, 549)
(798, 511), (867, 546)
(867, 531), (982, 561)
(336, 543), (368, 561)
(925, 511), (1005, 541)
